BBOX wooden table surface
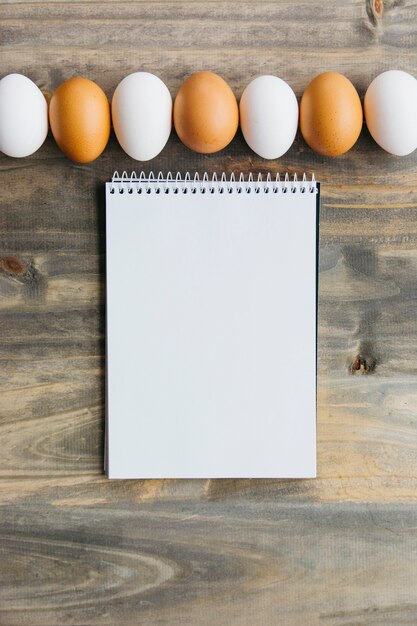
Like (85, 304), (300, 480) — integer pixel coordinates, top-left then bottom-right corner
(1, 1), (417, 624)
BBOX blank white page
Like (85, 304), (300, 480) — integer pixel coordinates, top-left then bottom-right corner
(105, 177), (318, 478)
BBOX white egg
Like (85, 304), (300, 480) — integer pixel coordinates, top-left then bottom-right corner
(0, 73), (48, 158)
(364, 70), (417, 156)
(239, 75), (298, 159)
(112, 72), (172, 161)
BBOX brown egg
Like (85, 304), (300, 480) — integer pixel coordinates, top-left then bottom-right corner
(300, 72), (363, 156)
(49, 77), (110, 163)
(174, 71), (238, 153)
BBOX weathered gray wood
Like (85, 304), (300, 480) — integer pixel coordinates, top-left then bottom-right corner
(1, 0), (417, 623)
(1, 500), (417, 625)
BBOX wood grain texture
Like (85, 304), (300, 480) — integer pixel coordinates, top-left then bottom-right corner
(1, 500), (417, 625)
(1, 0), (417, 623)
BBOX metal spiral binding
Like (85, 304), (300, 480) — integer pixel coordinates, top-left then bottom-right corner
(109, 171), (318, 194)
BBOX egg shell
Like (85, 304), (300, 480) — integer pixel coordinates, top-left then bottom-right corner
(49, 77), (110, 163)
(174, 71), (238, 154)
(0, 73), (48, 158)
(300, 72), (363, 156)
(239, 75), (298, 159)
(364, 70), (417, 156)
(112, 72), (172, 161)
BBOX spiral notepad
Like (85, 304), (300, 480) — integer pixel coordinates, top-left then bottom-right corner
(105, 172), (319, 479)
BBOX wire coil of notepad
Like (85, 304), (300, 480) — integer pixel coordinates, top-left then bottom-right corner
(109, 171), (318, 195)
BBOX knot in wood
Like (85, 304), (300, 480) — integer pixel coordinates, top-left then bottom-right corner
(350, 354), (376, 375)
(0, 256), (27, 276)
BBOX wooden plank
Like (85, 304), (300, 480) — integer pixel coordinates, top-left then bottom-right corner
(0, 500), (417, 625)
